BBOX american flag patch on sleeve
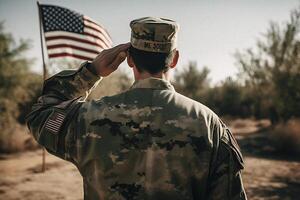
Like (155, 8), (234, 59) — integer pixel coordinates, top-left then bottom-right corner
(45, 111), (66, 134)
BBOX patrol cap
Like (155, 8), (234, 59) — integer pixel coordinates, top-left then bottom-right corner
(130, 17), (179, 53)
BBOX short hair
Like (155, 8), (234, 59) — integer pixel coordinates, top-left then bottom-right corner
(128, 46), (176, 74)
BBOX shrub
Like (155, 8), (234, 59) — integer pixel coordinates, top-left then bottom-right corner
(271, 119), (300, 155)
(0, 124), (39, 153)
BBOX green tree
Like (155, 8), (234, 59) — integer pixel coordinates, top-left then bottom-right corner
(236, 6), (300, 122)
(173, 61), (210, 102)
(173, 62), (246, 116)
(0, 23), (42, 152)
(209, 78), (243, 116)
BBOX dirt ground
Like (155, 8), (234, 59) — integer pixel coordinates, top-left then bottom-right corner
(0, 119), (299, 200)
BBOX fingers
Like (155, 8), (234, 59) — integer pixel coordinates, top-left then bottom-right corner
(98, 43), (129, 58)
(92, 43), (130, 76)
(114, 42), (131, 51)
(104, 42), (130, 65)
(107, 51), (127, 70)
(109, 43), (131, 57)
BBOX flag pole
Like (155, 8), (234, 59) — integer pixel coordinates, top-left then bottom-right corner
(37, 1), (47, 173)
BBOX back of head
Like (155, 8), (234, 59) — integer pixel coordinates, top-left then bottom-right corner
(128, 46), (176, 74)
(129, 17), (179, 74)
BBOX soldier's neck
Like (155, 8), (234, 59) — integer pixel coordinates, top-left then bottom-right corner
(135, 71), (170, 81)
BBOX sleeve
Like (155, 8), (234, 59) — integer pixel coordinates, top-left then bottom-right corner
(207, 123), (247, 200)
(26, 62), (101, 162)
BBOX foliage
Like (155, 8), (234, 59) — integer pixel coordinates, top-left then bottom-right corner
(271, 119), (300, 154)
(0, 22), (42, 152)
(173, 61), (210, 102)
(236, 6), (300, 122)
(206, 78), (244, 117)
(173, 62), (252, 117)
(0, 23), (42, 127)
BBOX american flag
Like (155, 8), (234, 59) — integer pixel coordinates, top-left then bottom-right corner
(45, 112), (66, 134)
(39, 4), (112, 61)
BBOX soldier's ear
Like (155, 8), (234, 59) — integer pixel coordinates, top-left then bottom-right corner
(170, 50), (179, 69)
(126, 53), (135, 68)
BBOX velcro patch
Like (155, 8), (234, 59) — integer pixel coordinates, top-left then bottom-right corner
(45, 111), (66, 134)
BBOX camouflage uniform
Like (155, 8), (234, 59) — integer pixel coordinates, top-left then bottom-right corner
(27, 17), (247, 200)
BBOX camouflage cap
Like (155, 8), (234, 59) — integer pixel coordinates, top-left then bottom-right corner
(130, 17), (179, 53)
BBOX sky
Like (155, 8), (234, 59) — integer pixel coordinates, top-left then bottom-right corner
(0, 0), (299, 83)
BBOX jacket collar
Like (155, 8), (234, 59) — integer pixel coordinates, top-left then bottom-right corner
(130, 77), (175, 91)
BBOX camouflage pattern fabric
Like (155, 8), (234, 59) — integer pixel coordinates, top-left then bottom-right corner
(27, 62), (247, 200)
(130, 17), (179, 53)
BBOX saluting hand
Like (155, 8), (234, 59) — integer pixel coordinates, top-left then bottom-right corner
(91, 43), (130, 77)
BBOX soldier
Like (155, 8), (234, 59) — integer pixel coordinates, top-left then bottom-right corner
(27, 17), (247, 199)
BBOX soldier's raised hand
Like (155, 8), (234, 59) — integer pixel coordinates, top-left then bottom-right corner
(91, 43), (130, 77)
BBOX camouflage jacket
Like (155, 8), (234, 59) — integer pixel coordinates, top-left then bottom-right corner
(27, 62), (247, 200)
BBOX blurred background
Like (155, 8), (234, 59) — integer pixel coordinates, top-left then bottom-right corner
(0, 0), (299, 199)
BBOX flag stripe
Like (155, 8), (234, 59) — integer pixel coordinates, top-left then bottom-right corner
(83, 16), (112, 42)
(84, 27), (111, 47)
(83, 16), (103, 28)
(48, 48), (98, 59)
(45, 35), (105, 49)
(45, 31), (108, 49)
(46, 127), (59, 133)
(83, 20), (112, 44)
(48, 117), (64, 122)
(45, 124), (60, 131)
(83, 31), (110, 48)
(55, 114), (65, 118)
(48, 118), (64, 123)
(84, 25), (111, 44)
(46, 124), (59, 132)
(46, 39), (103, 52)
(49, 53), (94, 61)
(46, 120), (63, 126)
(47, 44), (100, 55)
(84, 24), (108, 39)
